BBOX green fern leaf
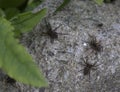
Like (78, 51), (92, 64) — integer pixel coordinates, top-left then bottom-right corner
(0, 17), (48, 87)
(11, 8), (47, 34)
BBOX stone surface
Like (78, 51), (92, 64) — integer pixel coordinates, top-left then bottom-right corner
(0, 0), (120, 92)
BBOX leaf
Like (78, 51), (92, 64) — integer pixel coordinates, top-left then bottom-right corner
(54, 0), (70, 14)
(94, 0), (104, 5)
(0, 17), (48, 87)
(0, 8), (6, 18)
(4, 8), (20, 19)
(0, 0), (27, 8)
(25, 0), (43, 11)
(10, 8), (47, 36)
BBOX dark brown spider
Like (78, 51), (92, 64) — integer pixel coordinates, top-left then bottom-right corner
(80, 57), (100, 80)
(3, 75), (19, 91)
(96, 23), (103, 28)
(85, 34), (103, 54)
(43, 18), (62, 43)
(5, 75), (16, 85)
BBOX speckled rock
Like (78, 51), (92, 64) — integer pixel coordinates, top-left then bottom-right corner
(0, 0), (120, 92)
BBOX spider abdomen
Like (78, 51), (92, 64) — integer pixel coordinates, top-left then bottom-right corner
(83, 64), (93, 75)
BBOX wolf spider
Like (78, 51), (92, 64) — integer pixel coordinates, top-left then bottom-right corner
(80, 57), (100, 80)
(42, 18), (62, 43)
(84, 34), (103, 54)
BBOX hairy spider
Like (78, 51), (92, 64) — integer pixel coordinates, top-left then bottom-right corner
(43, 18), (62, 43)
(85, 34), (103, 54)
(80, 57), (100, 80)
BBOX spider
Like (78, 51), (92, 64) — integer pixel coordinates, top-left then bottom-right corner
(80, 57), (100, 80)
(85, 34), (103, 54)
(3, 75), (18, 90)
(6, 76), (16, 84)
(42, 18), (62, 43)
(96, 23), (103, 28)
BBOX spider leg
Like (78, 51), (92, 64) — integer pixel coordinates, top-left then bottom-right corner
(44, 18), (51, 27)
(79, 58), (86, 66)
(53, 24), (62, 32)
(91, 67), (97, 71)
(80, 62), (86, 66)
(57, 33), (68, 35)
(81, 57), (88, 64)
(41, 32), (48, 36)
(88, 71), (91, 82)
(44, 18), (55, 32)
(87, 33), (93, 38)
(94, 63), (101, 67)
(50, 38), (54, 44)
(79, 69), (84, 72)
(93, 61), (98, 66)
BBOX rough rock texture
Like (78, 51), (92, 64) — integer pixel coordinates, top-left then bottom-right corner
(0, 0), (120, 92)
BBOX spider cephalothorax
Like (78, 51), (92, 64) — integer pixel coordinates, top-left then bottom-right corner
(85, 34), (103, 54)
(43, 18), (62, 43)
(80, 57), (100, 80)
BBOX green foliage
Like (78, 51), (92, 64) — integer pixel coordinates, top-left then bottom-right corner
(26, 0), (44, 11)
(94, 0), (104, 5)
(0, 0), (27, 8)
(0, 9), (5, 17)
(4, 8), (20, 19)
(11, 8), (47, 37)
(54, 0), (71, 14)
(0, 16), (48, 87)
